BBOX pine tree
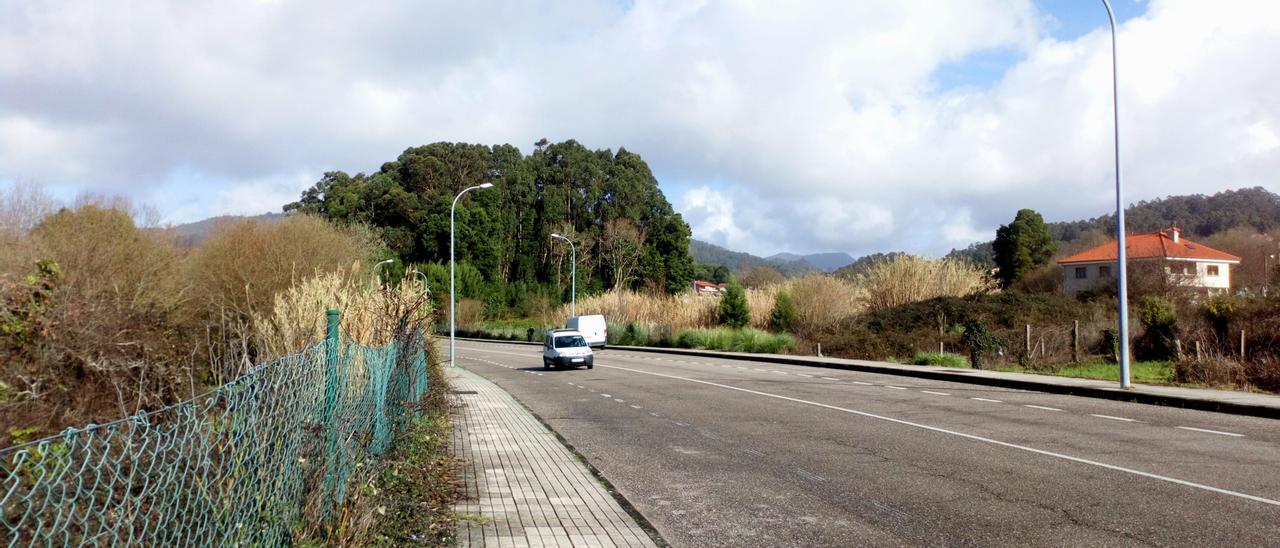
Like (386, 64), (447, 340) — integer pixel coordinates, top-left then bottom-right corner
(718, 281), (751, 329)
(770, 290), (796, 332)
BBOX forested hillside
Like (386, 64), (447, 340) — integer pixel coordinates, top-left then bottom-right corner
(286, 140), (695, 306)
(689, 239), (814, 276)
(947, 187), (1280, 265)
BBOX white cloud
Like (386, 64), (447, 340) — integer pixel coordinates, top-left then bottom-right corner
(1, 0), (1278, 256)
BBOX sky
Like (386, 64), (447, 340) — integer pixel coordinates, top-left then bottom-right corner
(2, 0), (1278, 258)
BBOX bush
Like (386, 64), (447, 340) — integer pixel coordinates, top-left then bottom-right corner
(1135, 295), (1178, 360)
(187, 215), (384, 319)
(770, 290), (797, 332)
(909, 352), (969, 368)
(961, 319), (998, 369)
(718, 281), (750, 328)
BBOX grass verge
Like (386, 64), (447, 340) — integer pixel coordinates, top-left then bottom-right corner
(361, 356), (462, 546)
(998, 361), (1175, 385)
(909, 352), (969, 368)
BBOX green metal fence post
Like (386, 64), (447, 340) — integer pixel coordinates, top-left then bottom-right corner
(323, 308), (340, 518)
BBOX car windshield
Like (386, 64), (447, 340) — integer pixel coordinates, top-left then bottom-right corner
(554, 335), (587, 348)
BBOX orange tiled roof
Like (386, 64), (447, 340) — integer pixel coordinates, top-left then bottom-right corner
(1057, 229), (1241, 264)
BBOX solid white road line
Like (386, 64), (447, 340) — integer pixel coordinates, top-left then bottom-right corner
(1091, 414), (1139, 423)
(971, 397), (1003, 403)
(594, 363), (1280, 508)
(921, 391), (951, 396)
(1024, 405), (1063, 412)
(1177, 426), (1244, 437)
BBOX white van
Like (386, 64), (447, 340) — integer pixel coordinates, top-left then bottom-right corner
(543, 329), (594, 370)
(566, 315), (607, 349)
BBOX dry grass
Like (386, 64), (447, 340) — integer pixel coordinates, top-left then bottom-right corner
(565, 290), (718, 330)
(853, 254), (994, 313)
(252, 265), (432, 357)
(782, 275), (865, 334)
(560, 274), (865, 333)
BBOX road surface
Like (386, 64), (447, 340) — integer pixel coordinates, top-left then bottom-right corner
(455, 340), (1280, 547)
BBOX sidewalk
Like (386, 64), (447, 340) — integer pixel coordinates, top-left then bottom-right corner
(448, 366), (660, 548)
(457, 338), (1280, 420)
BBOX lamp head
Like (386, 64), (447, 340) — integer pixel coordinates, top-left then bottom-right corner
(478, 183), (494, 189)
(550, 233), (562, 239)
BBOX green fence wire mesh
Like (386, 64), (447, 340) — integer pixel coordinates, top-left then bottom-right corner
(0, 309), (430, 546)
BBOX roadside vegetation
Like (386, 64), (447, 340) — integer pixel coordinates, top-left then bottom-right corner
(454, 188), (1280, 395)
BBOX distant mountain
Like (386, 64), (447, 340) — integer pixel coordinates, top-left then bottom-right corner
(833, 252), (908, 278)
(946, 187), (1280, 266)
(170, 212), (286, 245)
(690, 240), (814, 276)
(765, 251), (855, 272)
(802, 252), (857, 272)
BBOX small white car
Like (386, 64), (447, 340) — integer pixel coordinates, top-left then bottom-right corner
(542, 329), (595, 370)
(566, 314), (607, 349)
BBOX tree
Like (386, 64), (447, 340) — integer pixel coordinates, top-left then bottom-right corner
(601, 219), (646, 290)
(718, 281), (750, 329)
(770, 290), (796, 332)
(286, 140), (697, 311)
(693, 263), (731, 284)
(740, 266), (784, 288)
(993, 209), (1057, 288)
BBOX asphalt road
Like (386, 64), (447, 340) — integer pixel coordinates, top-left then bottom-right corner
(454, 341), (1280, 547)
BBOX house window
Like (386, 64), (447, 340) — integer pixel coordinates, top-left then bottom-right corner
(1075, 267), (1087, 279)
(1098, 266), (1111, 277)
(1207, 265), (1220, 276)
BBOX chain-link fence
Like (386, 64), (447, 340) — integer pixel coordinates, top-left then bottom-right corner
(1, 309), (430, 546)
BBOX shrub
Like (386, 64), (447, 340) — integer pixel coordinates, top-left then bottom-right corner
(909, 352), (969, 368)
(770, 290), (797, 332)
(1135, 295), (1178, 360)
(961, 319), (998, 369)
(187, 215), (384, 319)
(718, 281), (750, 329)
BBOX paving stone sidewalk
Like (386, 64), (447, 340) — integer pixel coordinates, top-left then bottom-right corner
(449, 366), (659, 548)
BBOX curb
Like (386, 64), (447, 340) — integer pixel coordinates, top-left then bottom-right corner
(456, 337), (1280, 420)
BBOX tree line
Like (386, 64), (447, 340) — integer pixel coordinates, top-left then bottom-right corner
(286, 140), (695, 315)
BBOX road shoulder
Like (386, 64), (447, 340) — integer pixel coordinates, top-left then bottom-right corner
(448, 366), (663, 547)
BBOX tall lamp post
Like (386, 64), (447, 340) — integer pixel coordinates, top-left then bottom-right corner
(1100, 0), (1132, 389)
(550, 233), (576, 317)
(451, 182), (494, 367)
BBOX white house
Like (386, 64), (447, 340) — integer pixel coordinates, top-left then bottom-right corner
(1057, 227), (1241, 296)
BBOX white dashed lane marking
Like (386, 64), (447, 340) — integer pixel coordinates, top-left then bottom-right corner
(1177, 426), (1244, 437)
(820, 377), (839, 381)
(971, 397), (1003, 403)
(921, 390), (950, 396)
(850, 381), (874, 386)
(1025, 405), (1063, 412)
(884, 386), (908, 390)
(1092, 414), (1140, 423)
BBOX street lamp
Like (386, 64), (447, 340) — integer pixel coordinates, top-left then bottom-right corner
(408, 268), (430, 297)
(550, 233), (576, 317)
(451, 182), (494, 368)
(373, 259), (394, 286)
(1100, 0), (1132, 389)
